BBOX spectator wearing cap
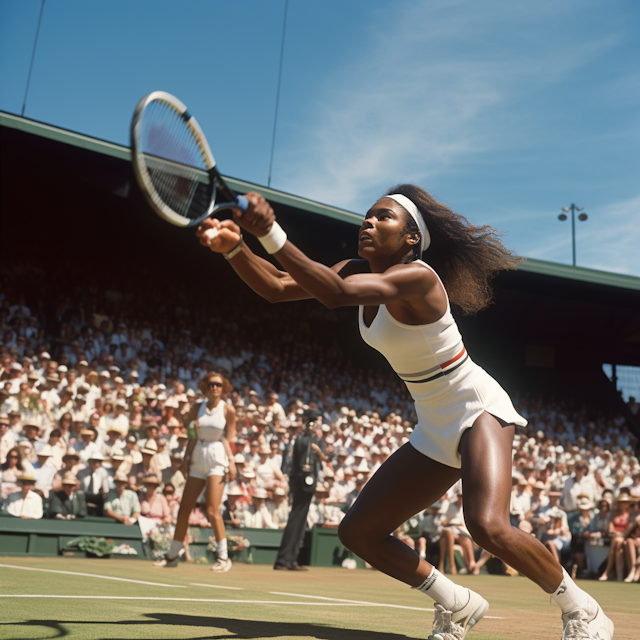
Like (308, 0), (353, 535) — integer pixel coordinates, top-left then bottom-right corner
(3, 472), (43, 519)
(107, 451), (128, 490)
(104, 472), (141, 525)
(19, 422), (45, 459)
(129, 440), (163, 488)
(568, 495), (596, 576)
(256, 442), (287, 491)
(243, 487), (278, 529)
(17, 440), (37, 471)
(161, 452), (186, 497)
(33, 444), (58, 497)
(307, 482), (344, 529)
(510, 476), (532, 526)
(267, 486), (290, 528)
(77, 452), (110, 515)
(48, 471), (88, 519)
(110, 402), (129, 437)
(73, 427), (102, 464)
(599, 493), (636, 581)
(562, 460), (598, 515)
(222, 486), (247, 528)
(542, 506), (572, 566)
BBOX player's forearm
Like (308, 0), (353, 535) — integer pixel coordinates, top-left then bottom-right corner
(227, 243), (309, 303)
(273, 242), (349, 309)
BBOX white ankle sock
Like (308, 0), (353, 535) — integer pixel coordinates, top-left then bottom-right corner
(217, 537), (228, 561)
(551, 567), (597, 617)
(169, 540), (183, 557)
(414, 567), (469, 612)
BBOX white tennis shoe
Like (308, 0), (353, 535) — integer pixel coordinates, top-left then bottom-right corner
(211, 557), (232, 572)
(561, 606), (614, 639)
(428, 588), (489, 639)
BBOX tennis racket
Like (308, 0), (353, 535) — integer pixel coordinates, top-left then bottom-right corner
(130, 91), (248, 238)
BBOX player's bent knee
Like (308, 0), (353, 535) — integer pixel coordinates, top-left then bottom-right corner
(466, 516), (512, 552)
(338, 514), (366, 553)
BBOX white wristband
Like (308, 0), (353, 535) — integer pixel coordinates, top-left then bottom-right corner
(258, 221), (287, 254)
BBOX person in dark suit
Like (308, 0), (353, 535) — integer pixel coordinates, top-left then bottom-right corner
(273, 410), (326, 571)
(48, 471), (88, 519)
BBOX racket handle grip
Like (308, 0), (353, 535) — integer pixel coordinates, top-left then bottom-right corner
(235, 195), (249, 214)
(204, 228), (219, 242)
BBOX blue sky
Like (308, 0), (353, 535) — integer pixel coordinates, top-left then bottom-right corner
(2, 0), (639, 276)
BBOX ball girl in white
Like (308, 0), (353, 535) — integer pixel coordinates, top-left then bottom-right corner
(154, 371), (236, 572)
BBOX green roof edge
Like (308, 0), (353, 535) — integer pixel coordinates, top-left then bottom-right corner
(2, 111), (639, 292)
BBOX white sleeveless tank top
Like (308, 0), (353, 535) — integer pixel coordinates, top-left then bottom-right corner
(197, 401), (226, 442)
(358, 260), (477, 399)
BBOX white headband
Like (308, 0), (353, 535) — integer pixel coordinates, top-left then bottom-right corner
(386, 194), (431, 254)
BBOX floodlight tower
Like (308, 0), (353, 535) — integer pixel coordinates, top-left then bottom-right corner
(558, 203), (588, 266)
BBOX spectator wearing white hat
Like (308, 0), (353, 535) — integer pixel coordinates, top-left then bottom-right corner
(77, 451), (110, 515)
(130, 440), (163, 488)
(48, 471), (88, 519)
(267, 486), (290, 528)
(256, 442), (287, 491)
(161, 452), (186, 497)
(73, 428), (102, 464)
(3, 472), (42, 519)
(243, 487), (278, 529)
(33, 444), (58, 497)
(104, 472), (141, 525)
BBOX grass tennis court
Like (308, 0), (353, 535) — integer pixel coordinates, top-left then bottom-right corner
(1, 557), (638, 639)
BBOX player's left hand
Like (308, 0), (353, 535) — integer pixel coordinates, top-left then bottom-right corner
(196, 218), (242, 253)
(233, 191), (275, 238)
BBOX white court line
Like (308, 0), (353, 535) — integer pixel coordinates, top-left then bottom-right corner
(0, 563), (504, 619)
(271, 590), (433, 611)
(0, 595), (505, 617)
(0, 595), (389, 604)
(0, 563), (185, 588)
(190, 583), (244, 590)
(270, 591), (505, 619)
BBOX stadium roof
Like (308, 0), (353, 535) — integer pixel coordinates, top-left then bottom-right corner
(2, 110), (638, 293)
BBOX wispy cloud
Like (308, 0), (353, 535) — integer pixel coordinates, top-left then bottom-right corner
(276, 0), (623, 213)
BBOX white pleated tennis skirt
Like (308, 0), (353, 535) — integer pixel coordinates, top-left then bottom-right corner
(408, 363), (527, 469)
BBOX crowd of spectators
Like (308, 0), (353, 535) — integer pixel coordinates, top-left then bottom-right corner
(1, 259), (639, 579)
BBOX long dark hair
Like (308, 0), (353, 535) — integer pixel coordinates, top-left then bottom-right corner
(386, 184), (523, 315)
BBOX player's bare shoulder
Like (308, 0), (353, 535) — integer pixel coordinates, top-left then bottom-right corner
(333, 258), (371, 278)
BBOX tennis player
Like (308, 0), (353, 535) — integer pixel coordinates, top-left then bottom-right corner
(196, 186), (613, 639)
(154, 372), (236, 572)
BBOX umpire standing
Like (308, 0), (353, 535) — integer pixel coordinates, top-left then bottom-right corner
(273, 409), (325, 570)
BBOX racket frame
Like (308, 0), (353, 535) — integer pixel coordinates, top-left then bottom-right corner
(131, 91), (244, 227)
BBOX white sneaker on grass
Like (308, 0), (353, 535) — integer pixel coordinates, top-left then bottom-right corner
(211, 557), (232, 572)
(428, 588), (489, 639)
(561, 606), (614, 639)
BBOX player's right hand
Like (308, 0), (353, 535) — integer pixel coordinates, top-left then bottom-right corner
(196, 218), (242, 253)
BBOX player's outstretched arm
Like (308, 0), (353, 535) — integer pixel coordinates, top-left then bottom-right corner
(234, 193), (434, 309)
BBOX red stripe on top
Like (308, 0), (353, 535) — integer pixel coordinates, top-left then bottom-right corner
(439, 345), (466, 370)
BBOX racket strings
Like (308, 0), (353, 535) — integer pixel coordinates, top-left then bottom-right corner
(139, 101), (213, 220)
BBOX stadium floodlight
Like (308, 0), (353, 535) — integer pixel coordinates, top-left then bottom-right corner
(557, 203), (587, 266)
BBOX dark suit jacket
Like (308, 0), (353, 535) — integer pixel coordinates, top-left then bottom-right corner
(48, 490), (88, 519)
(290, 430), (322, 493)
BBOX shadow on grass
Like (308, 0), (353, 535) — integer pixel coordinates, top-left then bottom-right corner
(1, 612), (419, 640)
